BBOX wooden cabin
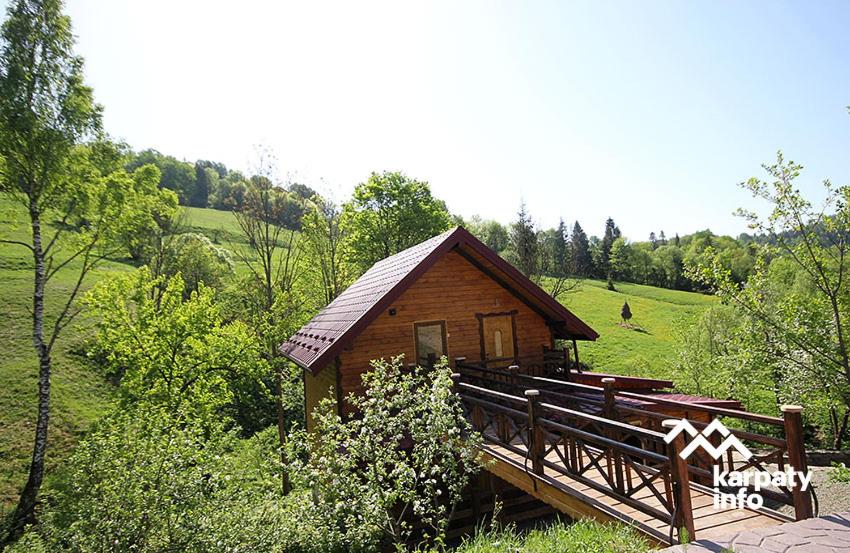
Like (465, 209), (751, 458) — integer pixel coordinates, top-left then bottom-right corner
(280, 226), (740, 431)
(280, 227), (597, 429)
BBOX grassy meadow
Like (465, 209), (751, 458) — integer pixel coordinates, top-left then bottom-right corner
(557, 278), (716, 380)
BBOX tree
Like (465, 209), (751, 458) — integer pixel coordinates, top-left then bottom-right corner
(690, 151), (850, 448)
(191, 161), (213, 207)
(306, 357), (482, 550)
(127, 149), (195, 204)
(232, 153), (304, 492)
(302, 195), (352, 305)
(0, 1), (174, 540)
(159, 232), (234, 296)
(343, 171), (452, 270)
(621, 301), (632, 325)
(85, 268), (265, 420)
(609, 237), (631, 281)
(468, 217), (509, 253)
(507, 201), (538, 277)
(571, 221), (593, 277)
(599, 217), (620, 276)
(659, 230), (667, 246)
(649, 231), (658, 250)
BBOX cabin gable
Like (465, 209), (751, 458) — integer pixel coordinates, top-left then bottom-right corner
(336, 250), (552, 413)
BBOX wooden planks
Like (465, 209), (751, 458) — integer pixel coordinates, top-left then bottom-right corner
(482, 440), (790, 545)
(337, 251), (553, 412)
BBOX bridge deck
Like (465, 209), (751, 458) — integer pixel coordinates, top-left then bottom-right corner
(482, 441), (791, 545)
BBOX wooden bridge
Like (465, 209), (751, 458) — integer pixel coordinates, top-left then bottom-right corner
(451, 361), (815, 546)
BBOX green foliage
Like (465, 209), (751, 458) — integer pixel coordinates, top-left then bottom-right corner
(467, 216), (509, 253)
(0, 0), (101, 197)
(12, 410), (302, 553)
(301, 196), (354, 305)
(687, 152), (850, 447)
(571, 221), (593, 277)
(829, 462), (850, 483)
(159, 232), (234, 295)
(343, 171), (452, 269)
(450, 518), (650, 553)
(84, 268), (267, 421)
(305, 356), (482, 550)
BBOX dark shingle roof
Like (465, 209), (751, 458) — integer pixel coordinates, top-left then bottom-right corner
(280, 226), (598, 373)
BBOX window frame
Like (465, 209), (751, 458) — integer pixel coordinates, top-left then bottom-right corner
(413, 320), (449, 367)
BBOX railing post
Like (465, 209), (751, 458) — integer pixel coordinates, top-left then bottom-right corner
(601, 378), (624, 491)
(525, 389), (544, 475)
(662, 419), (696, 543)
(782, 405), (813, 520)
(508, 364), (520, 387)
(601, 377), (616, 420)
(454, 356), (466, 369)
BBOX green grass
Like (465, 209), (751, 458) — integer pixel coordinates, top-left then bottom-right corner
(452, 518), (655, 552)
(181, 205), (247, 247)
(556, 278), (716, 381)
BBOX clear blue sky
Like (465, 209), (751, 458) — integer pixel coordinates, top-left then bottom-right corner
(10, 0), (850, 239)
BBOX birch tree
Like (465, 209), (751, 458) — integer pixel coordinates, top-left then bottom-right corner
(0, 1), (175, 542)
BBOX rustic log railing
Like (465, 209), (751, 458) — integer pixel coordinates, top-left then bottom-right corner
(453, 359), (815, 542)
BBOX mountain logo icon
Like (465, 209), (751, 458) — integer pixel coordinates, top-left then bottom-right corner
(663, 418), (752, 461)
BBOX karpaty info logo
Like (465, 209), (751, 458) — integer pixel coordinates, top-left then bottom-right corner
(663, 418), (812, 510)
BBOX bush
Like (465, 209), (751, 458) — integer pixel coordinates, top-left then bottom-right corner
(304, 356), (483, 550)
(160, 232), (234, 295)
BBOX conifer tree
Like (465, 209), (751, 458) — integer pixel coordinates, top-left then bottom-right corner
(509, 201), (538, 277)
(571, 221), (593, 277)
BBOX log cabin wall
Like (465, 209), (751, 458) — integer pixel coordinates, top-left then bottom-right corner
(337, 250), (553, 414)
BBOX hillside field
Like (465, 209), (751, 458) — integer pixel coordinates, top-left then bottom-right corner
(557, 279), (716, 379)
(0, 201), (714, 508)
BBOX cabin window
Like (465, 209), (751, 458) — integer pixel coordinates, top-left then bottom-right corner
(414, 320), (448, 367)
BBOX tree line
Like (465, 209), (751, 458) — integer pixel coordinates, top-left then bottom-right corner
(467, 208), (758, 293)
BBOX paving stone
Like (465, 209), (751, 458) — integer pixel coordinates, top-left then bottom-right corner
(656, 511), (850, 552)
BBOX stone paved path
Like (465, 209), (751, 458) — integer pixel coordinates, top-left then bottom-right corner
(658, 512), (850, 552)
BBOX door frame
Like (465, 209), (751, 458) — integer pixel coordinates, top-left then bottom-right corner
(476, 310), (519, 366)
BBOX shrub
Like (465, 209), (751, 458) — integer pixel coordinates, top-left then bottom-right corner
(304, 356), (483, 550)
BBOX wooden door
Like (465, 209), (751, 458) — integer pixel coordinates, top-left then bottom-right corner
(480, 313), (517, 365)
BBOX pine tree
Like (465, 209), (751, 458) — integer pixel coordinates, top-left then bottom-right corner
(649, 231), (658, 250)
(600, 217), (618, 273)
(552, 218), (569, 277)
(509, 201), (538, 277)
(674, 233), (680, 247)
(659, 230), (667, 245)
(571, 221), (592, 277)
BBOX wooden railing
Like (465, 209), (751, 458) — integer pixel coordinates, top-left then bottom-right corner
(453, 359), (815, 542)
(454, 376), (694, 541)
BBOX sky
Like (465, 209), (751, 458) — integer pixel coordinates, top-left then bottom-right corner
(11, 0), (850, 239)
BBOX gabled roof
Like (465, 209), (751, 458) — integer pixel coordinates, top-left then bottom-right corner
(280, 226), (598, 373)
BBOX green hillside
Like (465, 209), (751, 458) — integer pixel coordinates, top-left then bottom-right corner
(558, 279), (716, 380)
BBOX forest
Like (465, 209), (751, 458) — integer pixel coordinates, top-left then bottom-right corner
(2, 1), (850, 552)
